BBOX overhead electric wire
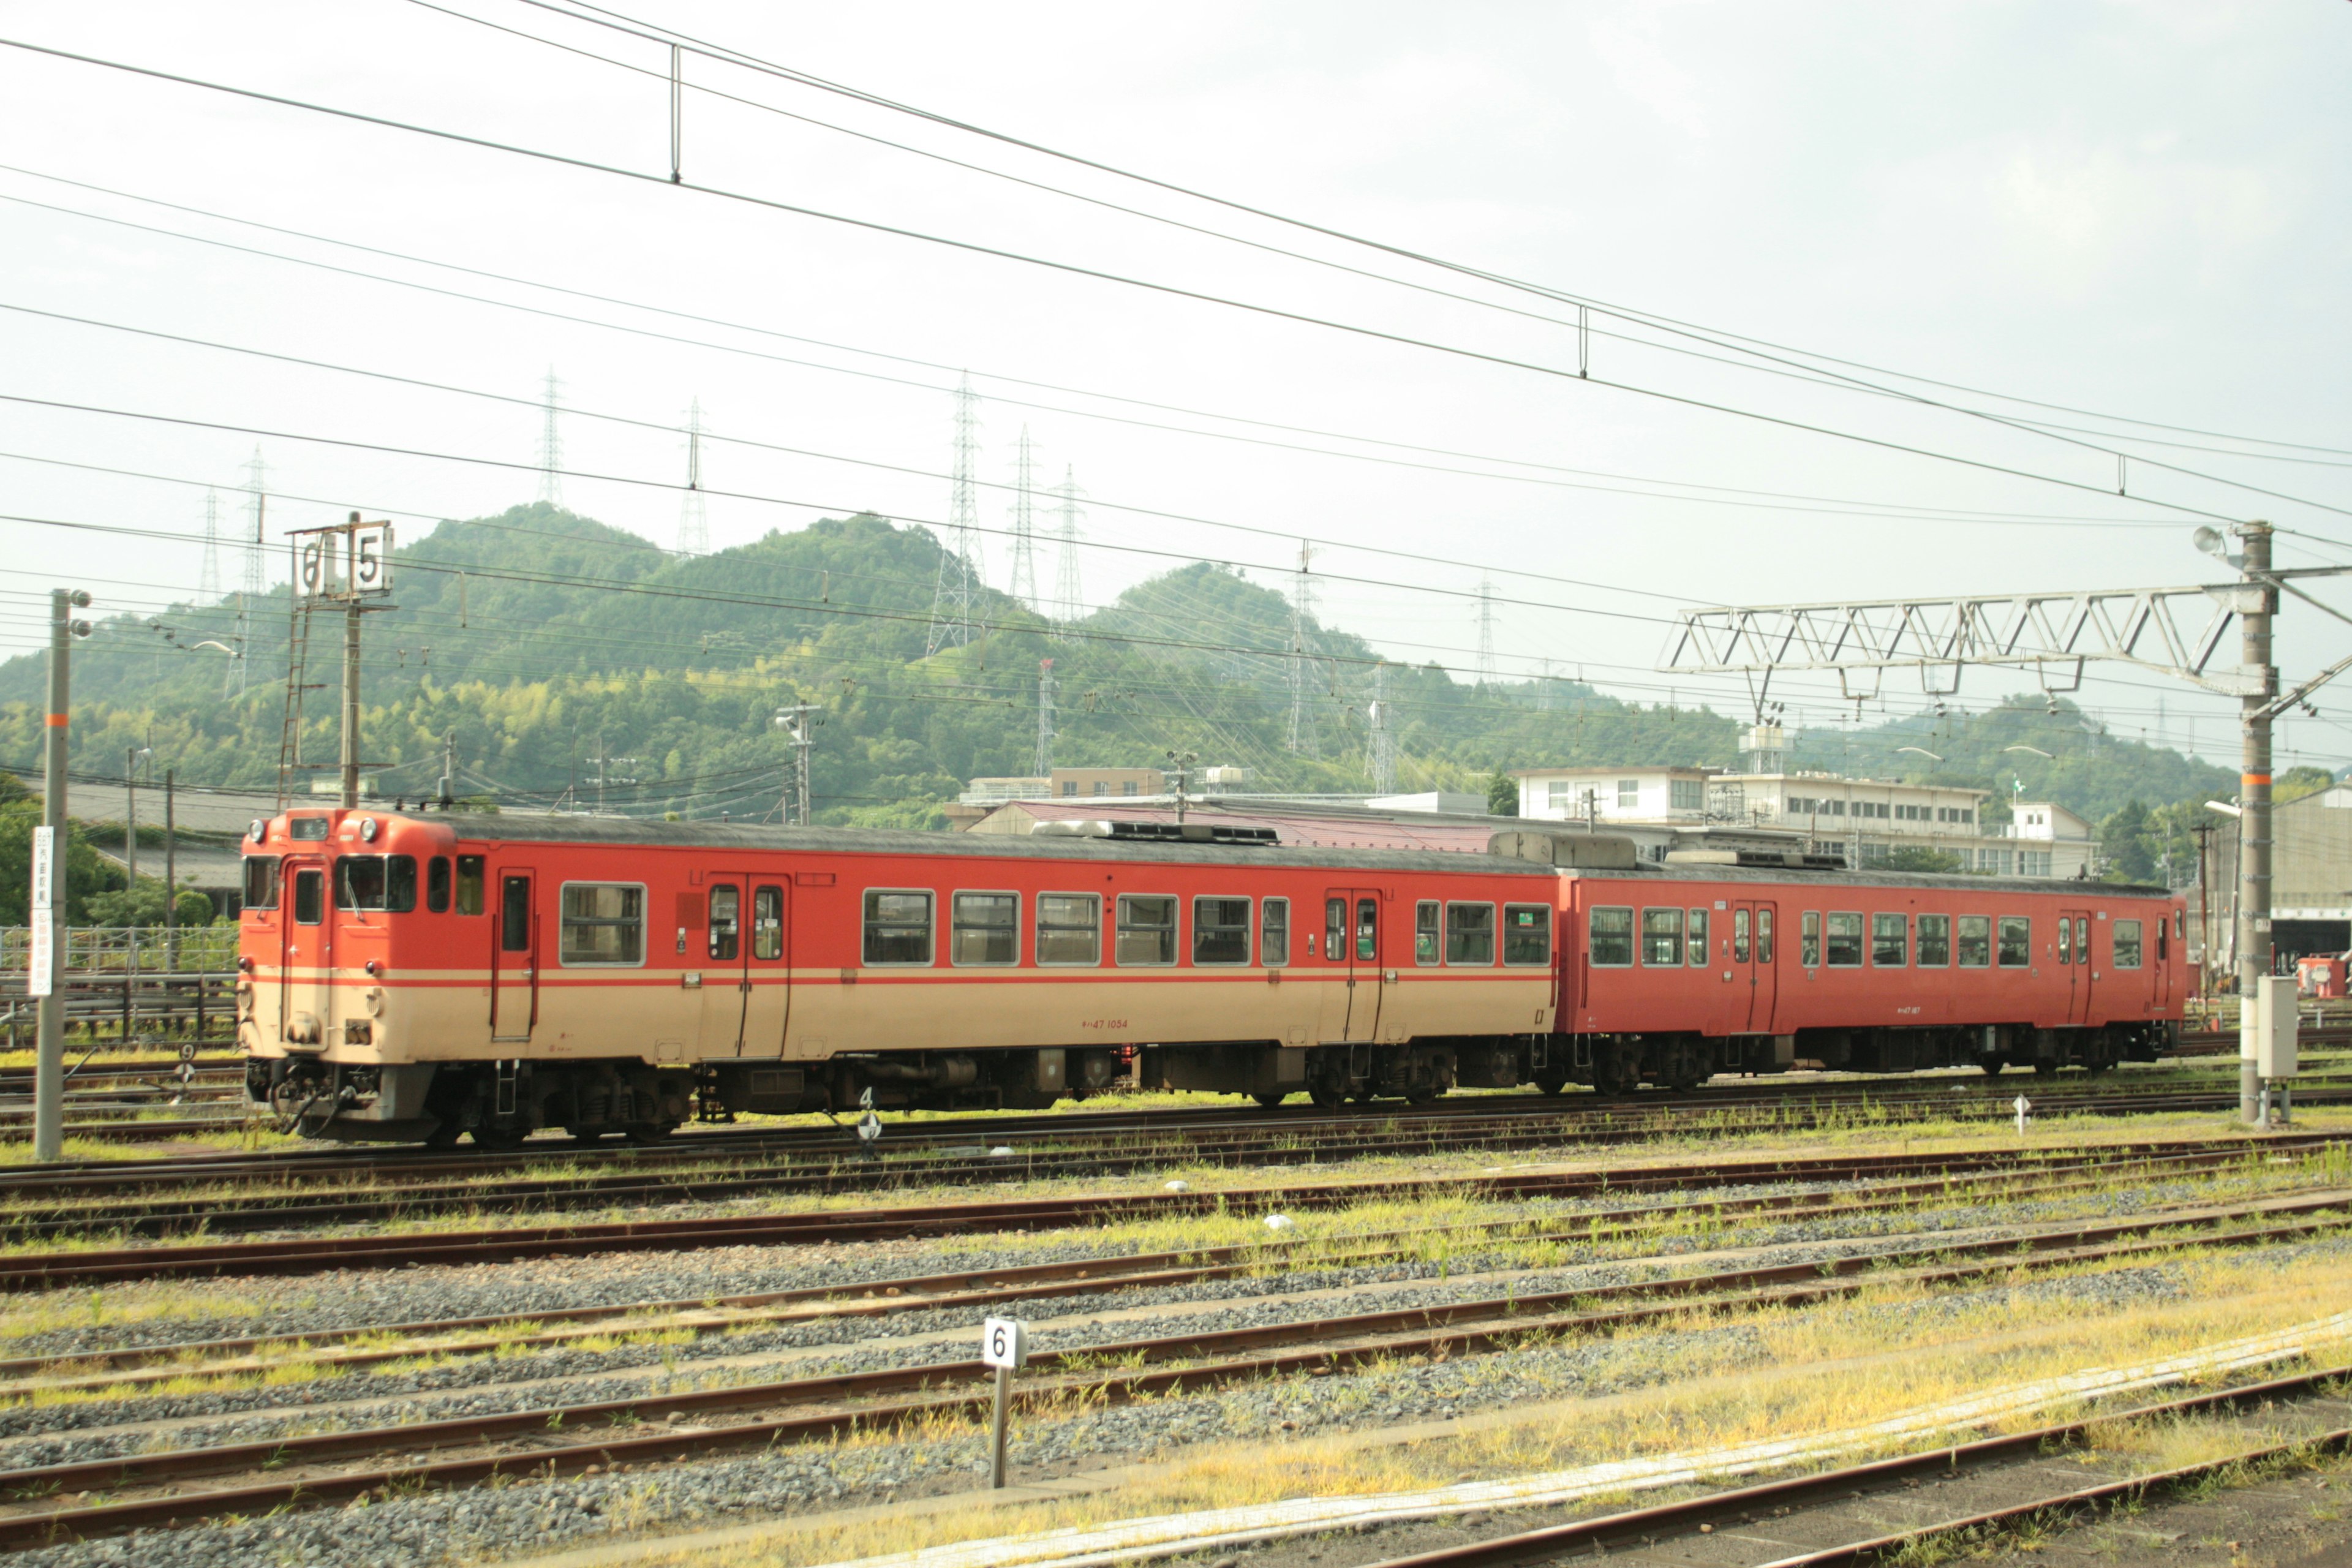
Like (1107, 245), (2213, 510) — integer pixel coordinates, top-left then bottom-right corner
(0, 174), (2203, 537)
(1, 34), (2312, 526)
(522, 0), (2352, 466)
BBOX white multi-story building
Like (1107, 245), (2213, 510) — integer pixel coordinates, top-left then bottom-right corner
(1511, 726), (2094, 878)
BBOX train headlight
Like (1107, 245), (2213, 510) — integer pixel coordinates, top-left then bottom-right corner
(358, 817), (379, 842)
(249, 820), (266, 843)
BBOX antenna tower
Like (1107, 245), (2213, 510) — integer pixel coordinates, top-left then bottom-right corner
(1287, 542), (1318, 756)
(1365, 662), (1397, 793)
(1050, 465), (1085, 633)
(1475, 575), (1498, 685)
(1006, 426), (1039, 611)
(537, 367), (564, 507)
(677, 396), (710, 554)
(926, 374), (983, 654)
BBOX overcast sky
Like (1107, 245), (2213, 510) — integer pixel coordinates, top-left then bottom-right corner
(1, 2), (2345, 771)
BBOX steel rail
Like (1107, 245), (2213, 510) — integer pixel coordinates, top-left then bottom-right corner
(0, 1197), (2341, 1551)
(7, 1131), (2342, 1289)
(3, 1144), (2290, 1392)
(1351, 1368), (2352, 1568)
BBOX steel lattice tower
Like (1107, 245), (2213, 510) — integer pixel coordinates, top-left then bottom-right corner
(1476, 575), (1498, 685)
(677, 397), (710, 554)
(537, 367), (564, 507)
(198, 488), (224, 601)
(1035, 658), (1056, 775)
(1006, 426), (1039, 612)
(1365, 662), (1396, 793)
(1287, 542), (1318, 756)
(926, 374), (983, 655)
(1050, 466), (1085, 635)
(236, 448), (268, 698)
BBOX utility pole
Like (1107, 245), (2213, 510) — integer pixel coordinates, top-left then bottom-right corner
(774, 702), (824, 826)
(237, 449), (266, 699)
(34, 590), (92, 1163)
(163, 769), (178, 965)
(124, 747), (145, 889)
(677, 396), (710, 555)
(1035, 660), (1055, 777)
(287, 514), (395, 811)
(1475, 576), (1498, 686)
(1288, 543), (1317, 756)
(1007, 426), (1039, 612)
(340, 595), (363, 810)
(1166, 750), (1196, 824)
(437, 729), (457, 810)
(2236, 521), (2274, 1123)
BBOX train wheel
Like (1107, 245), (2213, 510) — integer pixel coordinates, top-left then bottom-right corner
(1253, 1091), (1289, 1108)
(470, 1123), (530, 1152)
(1308, 1084), (1346, 1110)
(2086, 1057), (2116, 1075)
(627, 1121), (676, 1145)
(423, 1122), (461, 1151)
(1532, 1071), (1569, 1096)
(1980, 1060), (2004, 1077)
(2034, 1061), (2060, 1077)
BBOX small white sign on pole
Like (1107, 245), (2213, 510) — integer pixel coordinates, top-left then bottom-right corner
(26, 826), (55, 1000)
(982, 1316), (1029, 1370)
(2013, 1093), (2032, 1137)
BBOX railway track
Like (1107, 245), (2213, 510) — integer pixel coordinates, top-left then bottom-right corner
(0, 1137), (2321, 1395)
(2, 1128), (2343, 1286)
(1354, 1365), (2352, 1568)
(0, 1182), (2341, 1551)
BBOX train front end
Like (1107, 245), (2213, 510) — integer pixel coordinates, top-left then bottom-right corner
(238, 807), (461, 1139)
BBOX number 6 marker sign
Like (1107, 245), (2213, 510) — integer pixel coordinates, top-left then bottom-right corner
(982, 1316), (1028, 1369)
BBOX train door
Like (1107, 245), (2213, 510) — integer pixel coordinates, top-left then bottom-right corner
(1319, 889), (1384, 1044)
(279, 856), (333, 1046)
(696, 878), (753, 1055)
(2059, 908), (2093, 1026)
(740, 881), (791, 1057)
(489, 869), (537, 1044)
(2152, 909), (2174, 1011)
(1720, 900), (1779, 1035)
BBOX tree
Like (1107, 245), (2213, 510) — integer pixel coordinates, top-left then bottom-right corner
(0, 776), (123, 925)
(1880, 845), (1965, 874)
(2275, 766), (2337, 806)
(1485, 769), (1518, 817)
(82, 881), (216, 929)
(2098, 800), (2157, 883)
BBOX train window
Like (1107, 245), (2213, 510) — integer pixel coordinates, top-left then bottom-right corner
(1447, 903), (1495, 966)
(1036, 894), (1101, 967)
(1327, 899), (1347, 962)
(1356, 899), (1378, 962)
(1686, 908), (1709, 968)
(2113, 919), (2143, 969)
(1732, 909), (1750, 964)
(709, 886), (741, 962)
(334, 856), (417, 913)
(1415, 902), (1441, 966)
(1117, 895), (1178, 966)
(1757, 908), (1774, 964)
(426, 856), (451, 913)
(243, 856), (281, 911)
(1800, 911), (1820, 967)
(2075, 918), (2089, 967)
(292, 867), (323, 925)
(500, 875), (531, 951)
(753, 886), (784, 960)
(2056, 919), (2073, 965)
(1824, 913), (1863, 968)
(1262, 899), (1290, 967)
(1871, 914), (1907, 967)
(1997, 916), (2032, 968)
(1640, 908), (1684, 967)
(1917, 913), (1951, 967)
(455, 855), (485, 916)
(1503, 905), (1550, 966)
(1589, 907), (1634, 967)
(1956, 915), (1991, 967)
(951, 892), (1019, 966)
(1194, 897), (1252, 965)
(2159, 916), (2172, 960)
(560, 883), (646, 966)
(863, 890), (934, 965)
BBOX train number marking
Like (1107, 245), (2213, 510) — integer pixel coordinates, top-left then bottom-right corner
(1079, 1019), (1129, 1031)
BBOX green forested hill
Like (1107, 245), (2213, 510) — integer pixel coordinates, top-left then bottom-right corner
(0, 503), (2258, 848)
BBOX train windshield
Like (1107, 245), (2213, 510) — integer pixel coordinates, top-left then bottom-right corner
(335, 856), (418, 912)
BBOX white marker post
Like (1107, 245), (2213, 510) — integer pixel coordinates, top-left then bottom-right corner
(2013, 1093), (2032, 1137)
(981, 1316), (1029, 1489)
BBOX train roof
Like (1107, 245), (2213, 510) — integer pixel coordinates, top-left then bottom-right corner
(318, 810), (2176, 898)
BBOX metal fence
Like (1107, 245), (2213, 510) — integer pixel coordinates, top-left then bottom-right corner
(0, 926), (238, 978)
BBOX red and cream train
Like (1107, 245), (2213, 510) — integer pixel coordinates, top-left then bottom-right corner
(236, 809), (2187, 1144)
